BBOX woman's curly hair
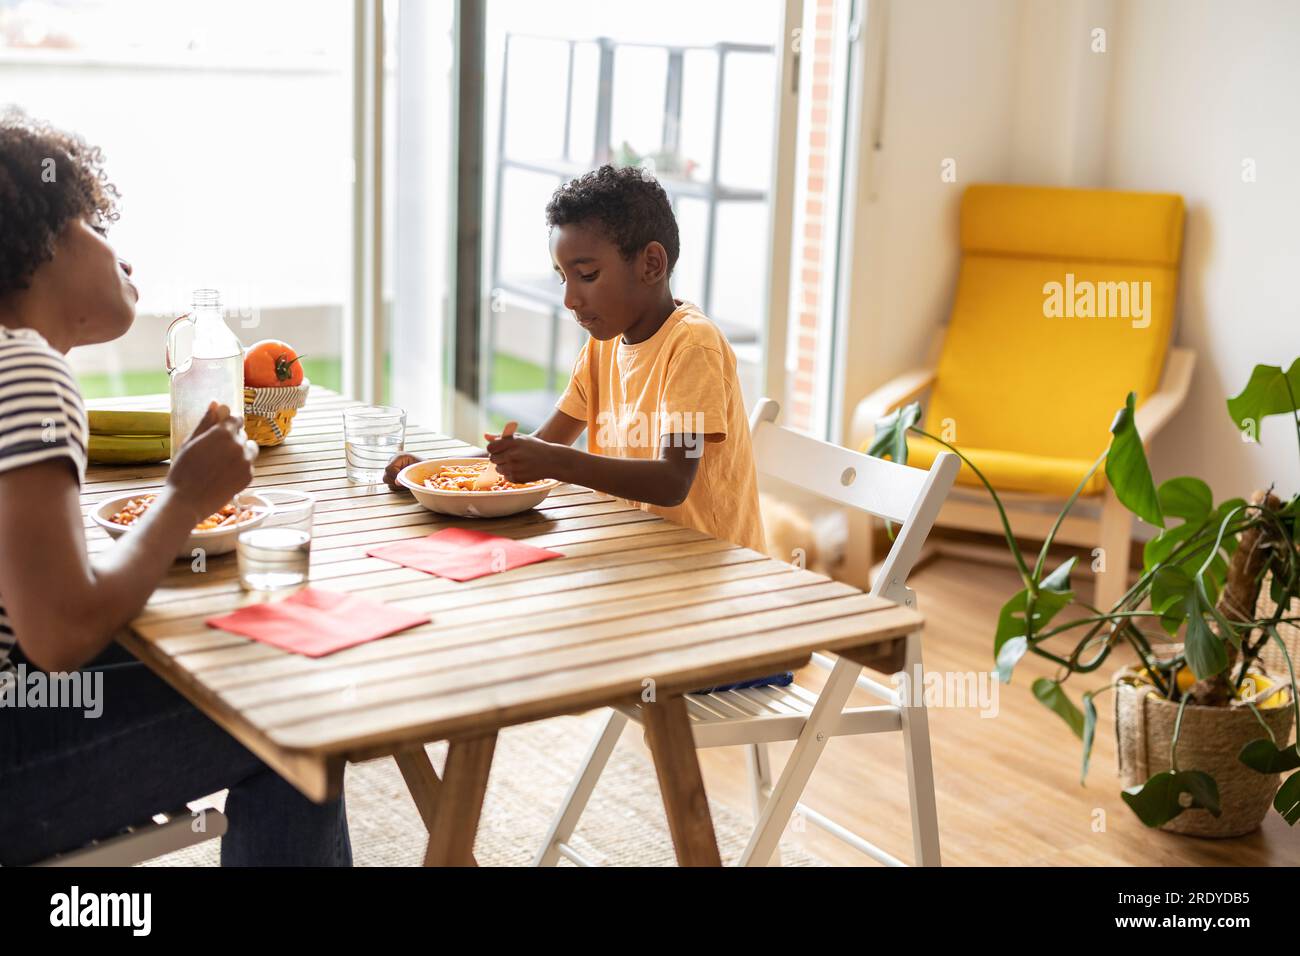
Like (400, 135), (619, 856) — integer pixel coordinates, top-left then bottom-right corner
(0, 108), (120, 299)
(545, 164), (680, 274)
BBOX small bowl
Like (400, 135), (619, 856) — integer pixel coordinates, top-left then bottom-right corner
(397, 457), (560, 518)
(93, 490), (272, 559)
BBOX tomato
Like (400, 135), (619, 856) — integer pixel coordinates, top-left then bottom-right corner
(244, 339), (305, 387)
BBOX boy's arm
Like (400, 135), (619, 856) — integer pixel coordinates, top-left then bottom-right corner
(485, 432), (704, 508)
(532, 408), (585, 446)
(382, 409), (586, 491)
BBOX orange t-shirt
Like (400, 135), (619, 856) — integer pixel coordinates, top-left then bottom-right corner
(556, 301), (766, 553)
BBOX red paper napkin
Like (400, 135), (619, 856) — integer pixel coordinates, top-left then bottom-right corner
(206, 587), (430, 657)
(366, 527), (561, 582)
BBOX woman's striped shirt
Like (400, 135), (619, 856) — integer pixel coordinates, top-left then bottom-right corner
(0, 326), (88, 672)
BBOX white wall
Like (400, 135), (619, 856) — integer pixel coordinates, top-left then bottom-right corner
(842, 0), (1299, 504)
(838, 0), (1021, 430)
(1010, 0), (1115, 185)
(1102, 0), (1300, 501)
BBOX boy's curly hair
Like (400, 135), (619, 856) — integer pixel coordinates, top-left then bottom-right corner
(545, 164), (680, 274)
(0, 108), (120, 299)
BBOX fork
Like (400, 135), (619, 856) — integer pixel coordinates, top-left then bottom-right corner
(475, 420), (518, 489)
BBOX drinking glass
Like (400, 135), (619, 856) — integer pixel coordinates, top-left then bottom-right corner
(237, 489), (315, 591)
(343, 405), (406, 484)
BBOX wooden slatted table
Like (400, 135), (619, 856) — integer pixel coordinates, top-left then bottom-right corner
(83, 386), (923, 866)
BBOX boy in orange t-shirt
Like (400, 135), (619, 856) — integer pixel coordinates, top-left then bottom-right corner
(480, 164), (765, 553)
(386, 165), (779, 690)
(388, 165), (765, 550)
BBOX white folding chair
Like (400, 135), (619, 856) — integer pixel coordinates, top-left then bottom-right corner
(32, 805), (227, 867)
(534, 398), (960, 867)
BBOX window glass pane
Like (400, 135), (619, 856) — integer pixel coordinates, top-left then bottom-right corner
(476, 0), (783, 435)
(566, 41), (601, 162)
(712, 202), (767, 340)
(497, 169), (566, 289)
(609, 46), (668, 163)
(679, 50), (719, 180)
(2, 0), (352, 399)
(671, 196), (709, 312)
(719, 52), (777, 192)
(503, 36), (572, 163)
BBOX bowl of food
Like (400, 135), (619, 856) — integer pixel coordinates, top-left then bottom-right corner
(92, 490), (271, 558)
(396, 457), (560, 518)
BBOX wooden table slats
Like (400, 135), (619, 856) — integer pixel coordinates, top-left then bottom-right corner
(84, 386), (924, 864)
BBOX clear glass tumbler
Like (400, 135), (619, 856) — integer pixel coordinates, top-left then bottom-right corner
(237, 489), (315, 591)
(343, 405), (406, 484)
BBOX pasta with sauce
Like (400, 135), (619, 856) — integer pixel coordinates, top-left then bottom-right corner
(107, 494), (257, 532)
(422, 462), (545, 492)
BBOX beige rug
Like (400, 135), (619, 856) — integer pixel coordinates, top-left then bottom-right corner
(147, 712), (824, 867)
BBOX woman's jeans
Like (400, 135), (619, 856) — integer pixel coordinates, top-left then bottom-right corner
(0, 642), (351, 866)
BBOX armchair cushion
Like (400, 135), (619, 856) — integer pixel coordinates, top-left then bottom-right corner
(903, 432), (1106, 498)
(924, 185), (1184, 470)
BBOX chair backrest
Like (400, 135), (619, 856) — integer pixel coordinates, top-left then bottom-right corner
(750, 399), (958, 607)
(928, 183), (1184, 460)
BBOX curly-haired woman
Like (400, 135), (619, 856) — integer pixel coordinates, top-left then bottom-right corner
(0, 110), (352, 866)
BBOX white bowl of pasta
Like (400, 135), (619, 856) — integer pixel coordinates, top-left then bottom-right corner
(396, 457), (560, 518)
(92, 490), (272, 559)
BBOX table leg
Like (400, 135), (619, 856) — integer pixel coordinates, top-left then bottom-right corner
(642, 694), (722, 867)
(421, 732), (497, 867)
(394, 745), (482, 865)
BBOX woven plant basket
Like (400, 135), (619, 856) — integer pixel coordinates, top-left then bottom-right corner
(1114, 667), (1293, 837)
(243, 378), (310, 447)
(1257, 572), (1299, 686)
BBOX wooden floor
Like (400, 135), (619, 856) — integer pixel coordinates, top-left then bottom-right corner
(612, 556), (1299, 866)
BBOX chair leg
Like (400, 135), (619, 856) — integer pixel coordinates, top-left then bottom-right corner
(532, 709), (628, 866)
(744, 743), (782, 867)
(899, 630), (942, 866)
(1095, 489), (1133, 610)
(739, 656), (862, 866)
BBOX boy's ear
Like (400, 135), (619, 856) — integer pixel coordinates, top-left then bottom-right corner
(640, 241), (669, 285)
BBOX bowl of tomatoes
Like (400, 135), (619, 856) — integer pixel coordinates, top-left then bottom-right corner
(243, 339), (310, 447)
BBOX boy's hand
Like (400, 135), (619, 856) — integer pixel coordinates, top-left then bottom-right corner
(383, 452), (423, 492)
(485, 433), (564, 484)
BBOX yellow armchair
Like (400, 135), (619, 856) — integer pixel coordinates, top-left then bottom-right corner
(851, 184), (1195, 606)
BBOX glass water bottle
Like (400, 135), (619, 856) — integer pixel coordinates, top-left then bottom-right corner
(165, 289), (245, 459)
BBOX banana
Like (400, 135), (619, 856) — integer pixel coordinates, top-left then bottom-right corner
(88, 433), (171, 465)
(88, 409), (170, 437)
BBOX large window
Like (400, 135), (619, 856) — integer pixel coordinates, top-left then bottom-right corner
(1, 0), (354, 398)
(473, 0), (789, 434)
(2, 0), (853, 440)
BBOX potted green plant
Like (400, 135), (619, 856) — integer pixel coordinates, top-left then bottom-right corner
(868, 359), (1300, 836)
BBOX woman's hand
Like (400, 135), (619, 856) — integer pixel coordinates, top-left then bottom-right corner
(1, 402), (256, 673)
(164, 402), (254, 521)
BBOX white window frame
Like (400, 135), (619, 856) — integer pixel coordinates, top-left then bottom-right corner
(347, 0), (386, 405)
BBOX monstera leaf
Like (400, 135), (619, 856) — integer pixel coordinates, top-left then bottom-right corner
(994, 558), (1076, 683)
(1122, 770), (1221, 827)
(866, 402), (921, 465)
(1033, 677), (1085, 739)
(1226, 358), (1300, 439)
(1106, 392), (1164, 528)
